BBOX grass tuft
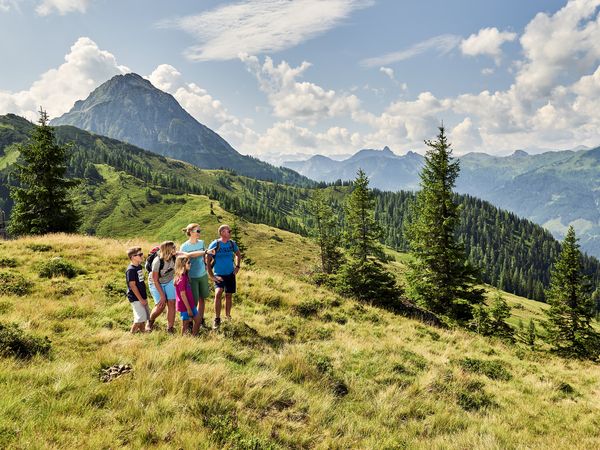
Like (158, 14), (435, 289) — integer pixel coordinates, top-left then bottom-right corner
(458, 358), (512, 381)
(38, 257), (84, 279)
(0, 322), (51, 359)
(0, 271), (32, 296)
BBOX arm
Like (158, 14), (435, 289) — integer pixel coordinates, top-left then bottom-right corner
(180, 290), (193, 315)
(179, 250), (208, 259)
(152, 270), (166, 303)
(234, 250), (242, 275)
(128, 281), (147, 305)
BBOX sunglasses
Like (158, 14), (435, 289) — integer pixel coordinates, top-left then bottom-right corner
(135, 253), (144, 257)
(193, 229), (201, 233)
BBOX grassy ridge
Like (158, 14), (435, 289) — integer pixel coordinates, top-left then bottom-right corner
(1, 233), (600, 448)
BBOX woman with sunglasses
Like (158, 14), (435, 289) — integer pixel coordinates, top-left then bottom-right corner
(147, 240), (178, 333)
(180, 223), (211, 328)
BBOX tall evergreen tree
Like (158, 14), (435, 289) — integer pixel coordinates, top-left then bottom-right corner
(306, 189), (341, 274)
(406, 126), (484, 321)
(8, 109), (80, 235)
(544, 226), (599, 359)
(336, 169), (400, 308)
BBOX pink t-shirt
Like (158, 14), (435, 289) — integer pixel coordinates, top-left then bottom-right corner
(175, 273), (194, 312)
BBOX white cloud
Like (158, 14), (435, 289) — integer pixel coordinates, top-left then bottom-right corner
(361, 34), (461, 67)
(0, 0), (19, 12)
(36, 0), (89, 15)
(460, 27), (517, 64)
(481, 67), (494, 75)
(146, 63), (256, 150)
(240, 54), (360, 122)
(449, 117), (482, 153)
(160, 0), (373, 61)
(380, 66), (394, 80)
(0, 37), (129, 121)
(515, 0), (600, 99)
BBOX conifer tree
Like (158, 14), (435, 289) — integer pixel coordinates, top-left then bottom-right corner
(231, 217), (253, 266)
(306, 189), (341, 274)
(336, 169), (400, 308)
(544, 226), (599, 359)
(527, 319), (536, 350)
(488, 290), (513, 340)
(406, 126), (484, 321)
(8, 109), (81, 236)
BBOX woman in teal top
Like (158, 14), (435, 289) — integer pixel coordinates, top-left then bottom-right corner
(180, 223), (211, 327)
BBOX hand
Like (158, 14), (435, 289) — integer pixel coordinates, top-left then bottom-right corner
(215, 276), (223, 283)
(141, 299), (148, 306)
(206, 249), (216, 256)
(159, 295), (166, 307)
(187, 308), (193, 316)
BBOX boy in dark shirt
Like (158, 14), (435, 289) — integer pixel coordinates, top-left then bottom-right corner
(126, 247), (150, 333)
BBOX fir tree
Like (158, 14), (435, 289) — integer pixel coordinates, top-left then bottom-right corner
(306, 189), (342, 274)
(336, 169), (400, 308)
(406, 126), (484, 321)
(8, 109), (81, 236)
(544, 226), (599, 359)
(527, 319), (536, 350)
(488, 290), (513, 340)
(230, 217), (253, 266)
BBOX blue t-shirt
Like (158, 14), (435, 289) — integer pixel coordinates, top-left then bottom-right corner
(208, 239), (239, 276)
(180, 240), (206, 278)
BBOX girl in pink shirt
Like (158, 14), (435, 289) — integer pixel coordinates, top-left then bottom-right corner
(174, 256), (200, 335)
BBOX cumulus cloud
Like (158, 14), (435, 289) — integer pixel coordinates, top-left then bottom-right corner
(460, 27), (517, 65)
(380, 66), (394, 80)
(449, 117), (483, 153)
(361, 34), (461, 67)
(240, 54), (360, 122)
(0, 37), (129, 121)
(36, 0), (89, 15)
(160, 0), (373, 61)
(0, 0), (19, 12)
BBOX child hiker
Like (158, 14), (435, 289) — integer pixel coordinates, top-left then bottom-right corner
(125, 246), (150, 333)
(174, 255), (201, 335)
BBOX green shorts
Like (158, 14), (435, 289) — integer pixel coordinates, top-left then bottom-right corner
(190, 274), (210, 304)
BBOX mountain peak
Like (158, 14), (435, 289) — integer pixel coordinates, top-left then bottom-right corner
(510, 149), (529, 158)
(49, 74), (309, 184)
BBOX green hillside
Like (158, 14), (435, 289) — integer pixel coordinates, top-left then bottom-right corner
(1, 231), (600, 449)
(2, 113), (599, 307)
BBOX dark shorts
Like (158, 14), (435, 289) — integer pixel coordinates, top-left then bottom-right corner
(214, 273), (236, 294)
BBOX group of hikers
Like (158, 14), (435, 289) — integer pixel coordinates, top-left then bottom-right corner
(125, 223), (241, 335)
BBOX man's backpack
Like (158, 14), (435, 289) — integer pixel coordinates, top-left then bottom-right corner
(204, 240), (237, 269)
(145, 246), (164, 273)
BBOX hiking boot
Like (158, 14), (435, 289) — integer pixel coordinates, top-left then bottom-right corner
(199, 318), (206, 329)
(213, 317), (221, 329)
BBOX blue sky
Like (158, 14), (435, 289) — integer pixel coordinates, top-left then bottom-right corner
(1, 0), (599, 162)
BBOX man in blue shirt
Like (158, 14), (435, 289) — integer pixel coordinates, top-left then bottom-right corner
(207, 224), (242, 328)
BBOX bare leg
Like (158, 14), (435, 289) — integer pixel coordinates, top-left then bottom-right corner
(166, 301), (176, 330)
(181, 319), (190, 335)
(192, 314), (201, 336)
(214, 288), (224, 318)
(149, 302), (165, 323)
(198, 297), (205, 321)
(225, 293), (233, 319)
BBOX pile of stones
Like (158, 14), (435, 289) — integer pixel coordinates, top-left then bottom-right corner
(100, 364), (132, 382)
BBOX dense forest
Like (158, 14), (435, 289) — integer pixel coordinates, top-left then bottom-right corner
(1, 114), (599, 306)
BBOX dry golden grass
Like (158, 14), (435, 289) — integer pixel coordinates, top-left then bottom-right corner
(1, 233), (600, 449)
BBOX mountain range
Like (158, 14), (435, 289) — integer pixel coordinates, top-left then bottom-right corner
(284, 146), (600, 258)
(51, 73), (310, 186)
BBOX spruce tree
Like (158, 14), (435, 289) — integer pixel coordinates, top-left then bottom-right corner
(306, 189), (341, 275)
(8, 109), (81, 236)
(544, 226), (598, 359)
(336, 169), (400, 308)
(488, 290), (513, 340)
(406, 126), (484, 321)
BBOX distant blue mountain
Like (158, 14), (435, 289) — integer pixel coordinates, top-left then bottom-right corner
(284, 146), (600, 257)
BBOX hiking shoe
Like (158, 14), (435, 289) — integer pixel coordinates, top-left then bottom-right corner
(213, 317), (221, 329)
(199, 318), (206, 328)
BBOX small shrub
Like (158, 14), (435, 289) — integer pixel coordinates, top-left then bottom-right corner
(0, 257), (17, 268)
(50, 280), (74, 296)
(0, 322), (51, 359)
(293, 299), (321, 317)
(103, 281), (124, 298)
(457, 388), (495, 411)
(459, 358), (512, 381)
(26, 243), (52, 252)
(0, 272), (32, 296)
(38, 258), (84, 279)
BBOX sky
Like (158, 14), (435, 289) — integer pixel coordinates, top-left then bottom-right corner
(1, 0), (600, 162)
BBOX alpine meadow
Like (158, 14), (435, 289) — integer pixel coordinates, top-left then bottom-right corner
(3, 1), (600, 449)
